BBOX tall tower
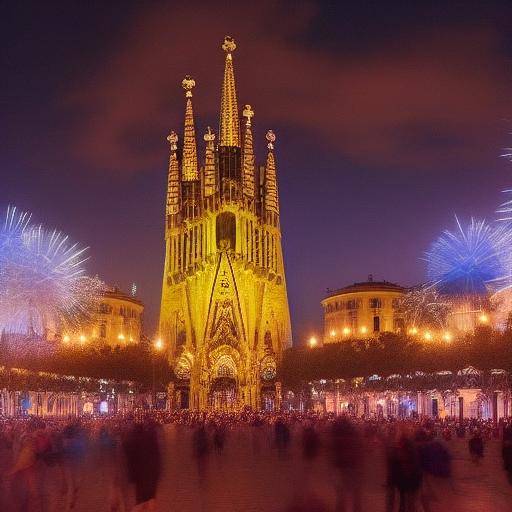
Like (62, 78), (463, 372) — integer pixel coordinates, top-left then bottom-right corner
(160, 37), (292, 410)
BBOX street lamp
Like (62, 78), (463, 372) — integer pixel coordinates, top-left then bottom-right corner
(478, 313), (489, 324)
(152, 338), (165, 409)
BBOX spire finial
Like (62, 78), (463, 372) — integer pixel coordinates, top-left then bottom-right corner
(243, 105), (254, 127)
(266, 130), (276, 151)
(167, 131), (178, 151)
(182, 75), (195, 98)
(222, 36), (237, 56)
(204, 126), (215, 143)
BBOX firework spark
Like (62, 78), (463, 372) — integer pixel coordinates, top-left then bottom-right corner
(0, 206), (105, 337)
(424, 216), (512, 296)
(397, 286), (450, 329)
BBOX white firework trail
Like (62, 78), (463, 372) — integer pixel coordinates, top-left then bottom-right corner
(0, 206), (105, 338)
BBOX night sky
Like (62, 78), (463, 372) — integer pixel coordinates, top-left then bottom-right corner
(3, 1), (512, 343)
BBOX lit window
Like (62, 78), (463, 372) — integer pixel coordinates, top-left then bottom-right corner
(370, 298), (382, 309)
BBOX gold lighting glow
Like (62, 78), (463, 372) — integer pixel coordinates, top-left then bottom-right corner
(330, 329), (336, 337)
(408, 327), (418, 335)
(443, 332), (452, 342)
(479, 313), (489, 324)
(63, 335), (70, 343)
(154, 338), (164, 351)
(117, 333), (125, 341)
(79, 334), (87, 343)
(360, 326), (368, 334)
(423, 331), (433, 341)
(342, 327), (351, 336)
(308, 336), (318, 348)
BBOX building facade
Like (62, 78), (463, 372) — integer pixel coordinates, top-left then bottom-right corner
(159, 37), (292, 410)
(62, 287), (144, 347)
(321, 277), (405, 342)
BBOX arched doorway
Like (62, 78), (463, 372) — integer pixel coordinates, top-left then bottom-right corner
(208, 376), (237, 410)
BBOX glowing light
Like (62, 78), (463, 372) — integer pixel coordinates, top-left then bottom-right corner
(408, 327), (418, 335)
(342, 327), (351, 336)
(308, 336), (318, 348)
(329, 329), (336, 337)
(0, 206), (106, 337)
(479, 313), (489, 324)
(443, 332), (452, 342)
(423, 331), (433, 341)
(425, 216), (512, 295)
(79, 334), (87, 343)
(117, 333), (125, 341)
(63, 335), (70, 343)
(154, 338), (164, 351)
(360, 326), (368, 334)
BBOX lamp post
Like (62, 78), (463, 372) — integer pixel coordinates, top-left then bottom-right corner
(152, 338), (164, 409)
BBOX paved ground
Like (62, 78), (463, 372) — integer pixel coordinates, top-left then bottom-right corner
(1, 425), (512, 511)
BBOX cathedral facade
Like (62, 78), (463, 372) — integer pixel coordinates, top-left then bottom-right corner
(159, 37), (292, 410)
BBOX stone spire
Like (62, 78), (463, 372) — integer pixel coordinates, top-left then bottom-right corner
(219, 36), (240, 147)
(182, 75), (198, 181)
(203, 127), (216, 197)
(242, 105), (255, 198)
(265, 130), (279, 215)
(166, 131), (180, 217)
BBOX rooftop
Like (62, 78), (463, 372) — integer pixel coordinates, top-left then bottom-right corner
(104, 287), (144, 307)
(324, 277), (405, 300)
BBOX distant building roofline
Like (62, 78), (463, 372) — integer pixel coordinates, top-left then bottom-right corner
(103, 287), (144, 307)
(323, 280), (405, 300)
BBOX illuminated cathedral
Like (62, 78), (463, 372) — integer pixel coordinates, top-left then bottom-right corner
(159, 37), (292, 410)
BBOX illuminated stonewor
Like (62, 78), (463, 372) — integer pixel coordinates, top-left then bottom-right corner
(159, 37), (292, 410)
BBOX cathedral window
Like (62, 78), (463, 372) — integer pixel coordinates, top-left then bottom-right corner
(216, 212), (236, 250)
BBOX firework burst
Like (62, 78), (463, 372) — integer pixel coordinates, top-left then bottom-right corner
(0, 206), (105, 337)
(397, 286), (450, 329)
(424, 216), (512, 296)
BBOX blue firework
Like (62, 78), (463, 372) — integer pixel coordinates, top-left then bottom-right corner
(425, 216), (512, 296)
(0, 206), (105, 337)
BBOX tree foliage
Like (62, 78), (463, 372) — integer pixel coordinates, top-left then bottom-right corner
(279, 329), (512, 388)
(0, 342), (172, 391)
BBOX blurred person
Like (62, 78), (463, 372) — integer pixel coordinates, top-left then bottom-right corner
(468, 429), (484, 464)
(123, 419), (161, 512)
(212, 421), (227, 456)
(99, 425), (126, 512)
(502, 424), (512, 485)
(274, 417), (291, 458)
(5, 418), (45, 512)
(330, 417), (364, 512)
(192, 421), (210, 484)
(416, 428), (452, 512)
(386, 432), (422, 512)
(61, 419), (87, 511)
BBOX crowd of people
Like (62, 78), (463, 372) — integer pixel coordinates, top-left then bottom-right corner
(1, 410), (512, 511)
